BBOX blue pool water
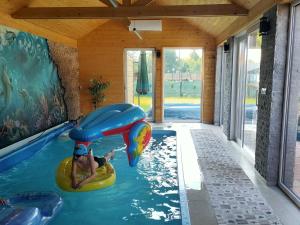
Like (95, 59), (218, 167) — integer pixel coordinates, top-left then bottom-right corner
(0, 131), (181, 225)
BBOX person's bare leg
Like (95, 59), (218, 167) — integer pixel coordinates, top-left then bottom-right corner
(104, 150), (115, 162)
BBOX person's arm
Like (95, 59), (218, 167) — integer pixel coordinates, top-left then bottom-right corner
(76, 154), (97, 189)
(71, 159), (78, 189)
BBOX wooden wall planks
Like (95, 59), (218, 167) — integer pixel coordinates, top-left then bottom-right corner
(78, 18), (216, 123)
(0, 11), (77, 47)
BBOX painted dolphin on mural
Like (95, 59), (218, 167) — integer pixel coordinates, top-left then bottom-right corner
(0, 66), (13, 106)
(18, 88), (30, 108)
(5, 31), (16, 45)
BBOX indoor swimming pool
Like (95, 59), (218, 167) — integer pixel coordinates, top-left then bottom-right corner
(0, 128), (185, 225)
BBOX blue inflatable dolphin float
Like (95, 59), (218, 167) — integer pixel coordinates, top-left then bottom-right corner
(69, 103), (152, 167)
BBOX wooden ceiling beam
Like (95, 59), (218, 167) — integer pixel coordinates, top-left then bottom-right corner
(133, 0), (154, 6)
(276, 0), (292, 3)
(12, 4), (248, 19)
(228, 0), (247, 9)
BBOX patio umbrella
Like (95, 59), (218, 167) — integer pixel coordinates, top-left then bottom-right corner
(136, 51), (149, 105)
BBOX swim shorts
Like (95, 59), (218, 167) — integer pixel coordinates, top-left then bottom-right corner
(94, 156), (106, 168)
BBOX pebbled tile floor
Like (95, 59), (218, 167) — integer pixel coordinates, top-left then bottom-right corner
(191, 129), (282, 225)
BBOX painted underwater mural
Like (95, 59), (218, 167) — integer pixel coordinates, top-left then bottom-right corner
(0, 25), (67, 149)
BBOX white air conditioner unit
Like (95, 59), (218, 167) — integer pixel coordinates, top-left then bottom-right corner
(129, 20), (162, 31)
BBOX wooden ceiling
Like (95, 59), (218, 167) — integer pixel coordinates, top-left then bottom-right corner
(0, 0), (281, 47)
(0, 0), (109, 44)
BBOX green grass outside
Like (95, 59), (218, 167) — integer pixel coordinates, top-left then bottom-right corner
(134, 95), (201, 112)
(134, 96), (256, 112)
(134, 96), (152, 111)
(133, 79), (202, 112)
(245, 98), (256, 104)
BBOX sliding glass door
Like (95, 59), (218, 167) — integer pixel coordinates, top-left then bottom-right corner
(163, 48), (203, 121)
(235, 35), (248, 145)
(220, 47), (226, 127)
(234, 28), (262, 155)
(280, 0), (300, 207)
(243, 29), (261, 152)
(124, 49), (155, 121)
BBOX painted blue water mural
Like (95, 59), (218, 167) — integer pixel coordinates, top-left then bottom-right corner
(0, 25), (67, 148)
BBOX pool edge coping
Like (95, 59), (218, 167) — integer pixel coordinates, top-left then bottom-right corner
(151, 126), (191, 225)
(0, 122), (74, 172)
(176, 130), (192, 225)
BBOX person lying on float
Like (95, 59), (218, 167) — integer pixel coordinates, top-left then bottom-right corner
(71, 143), (114, 189)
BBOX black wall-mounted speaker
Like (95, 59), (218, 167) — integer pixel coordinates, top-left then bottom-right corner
(224, 42), (230, 53)
(259, 17), (270, 36)
(156, 50), (161, 58)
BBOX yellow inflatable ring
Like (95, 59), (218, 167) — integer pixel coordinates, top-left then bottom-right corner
(56, 157), (116, 192)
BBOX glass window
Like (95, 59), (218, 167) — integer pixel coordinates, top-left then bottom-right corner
(243, 29), (262, 153)
(280, 2), (300, 205)
(125, 50), (154, 121)
(163, 48), (203, 121)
